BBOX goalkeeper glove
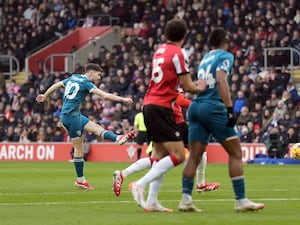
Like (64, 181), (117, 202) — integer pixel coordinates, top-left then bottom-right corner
(226, 107), (237, 127)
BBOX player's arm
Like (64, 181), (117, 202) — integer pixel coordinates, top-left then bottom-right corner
(36, 81), (64, 103)
(216, 69), (237, 127)
(91, 88), (133, 105)
(176, 93), (191, 109)
(179, 73), (206, 94)
(216, 69), (232, 107)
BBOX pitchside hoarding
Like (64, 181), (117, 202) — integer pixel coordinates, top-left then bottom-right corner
(0, 143), (289, 163)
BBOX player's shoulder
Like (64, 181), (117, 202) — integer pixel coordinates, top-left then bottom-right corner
(159, 43), (183, 55)
(217, 50), (234, 60)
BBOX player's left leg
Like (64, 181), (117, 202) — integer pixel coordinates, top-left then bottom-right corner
(113, 157), (154, 196)
(221, 137), (264, 212)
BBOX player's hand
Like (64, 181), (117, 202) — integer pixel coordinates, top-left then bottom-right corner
(195, 79), (207, 93)
(35, 94), (46, 103)
(226, 107), (237, 127)
(123, 97), (133, 105)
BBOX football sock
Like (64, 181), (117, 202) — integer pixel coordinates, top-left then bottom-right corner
(122, 157), (152, 178)
(182, 176), (194, 196)
(77, 176), (86, 182)
(137, 148), (142, 160)
(196, 152), (207, 186)
(146, 174), (164, 206)
(74, 157), (84, 178)
(136, 155), (176, 189)
(100, 130), (118, 141)
(231, 175), (246, 200)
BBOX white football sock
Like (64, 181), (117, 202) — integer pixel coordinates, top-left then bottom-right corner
(77, 176), (86, 182)
(196, 152), (207, 186)
(136, 155), (175, 189)
(122, 157), (152, 178)
(146, 161), (164, 205)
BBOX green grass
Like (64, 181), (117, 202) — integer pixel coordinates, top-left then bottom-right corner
(0, 162), (299, 225)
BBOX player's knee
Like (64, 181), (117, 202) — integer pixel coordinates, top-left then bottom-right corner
(171, 151), (186, 164)
(73, 148), (84, 157)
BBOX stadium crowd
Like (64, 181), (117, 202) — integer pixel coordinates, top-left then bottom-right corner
(1, 0), (300, 157)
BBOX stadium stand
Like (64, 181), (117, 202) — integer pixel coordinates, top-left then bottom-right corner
(1, 0), (300, 157)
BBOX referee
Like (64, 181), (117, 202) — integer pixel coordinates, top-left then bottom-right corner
(134, 109), (148, 160)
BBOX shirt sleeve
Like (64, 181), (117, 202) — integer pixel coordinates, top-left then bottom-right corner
(176, 93), (191, 109)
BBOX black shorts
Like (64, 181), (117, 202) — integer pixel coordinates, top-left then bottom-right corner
(177, 122), (188, 147)
(143, 104), (182, 142)
(135, 131), (148, 145)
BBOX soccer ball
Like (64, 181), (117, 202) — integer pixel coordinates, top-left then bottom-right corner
(291, 143), (300, 160)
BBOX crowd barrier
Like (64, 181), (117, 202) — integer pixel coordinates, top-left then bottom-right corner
(0, 142), (295, 163)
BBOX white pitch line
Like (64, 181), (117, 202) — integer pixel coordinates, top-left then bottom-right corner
(0, 188), (292, 197)
(0, 198), (300, 206)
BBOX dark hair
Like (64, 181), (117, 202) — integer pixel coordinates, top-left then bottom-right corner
(85, 63), (102, 72)
(208, 27), (227, 48)
(165, 18), (187, 42)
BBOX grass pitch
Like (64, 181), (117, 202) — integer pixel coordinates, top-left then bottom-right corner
(0, 161), (299, 225)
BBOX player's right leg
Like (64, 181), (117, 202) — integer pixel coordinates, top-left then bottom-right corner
(179, 141), (205, 212)
(143, 163), (172, 213)
(84, 120), (136, 145)
(72, 136), (94, 190)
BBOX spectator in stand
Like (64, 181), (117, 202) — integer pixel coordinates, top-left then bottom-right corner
(252, 124), (264, 143)
(6, 79), (20, 100)
(1, 0), (300, 146)
(19, 129), (31, 143)
(111, 103), (123, 122)
(3, 125), (16, 142)
(250, 109), (262, 128)
(100, 100), (115, 126)
(3, 104), (13, 123)
(248, 83), (261, 111)
(229, 82), (238, 103)
(278, 65), (291, 89)
(239, 125), (251, 143)
(40, 71), (55, 90)
(233, 91), (248, 117)
(291, 110), (300, 134)
(260, 73), (273, 101)
(248, 66), (258, 82)
(286, 99), (297, 117)
(281, 90), (293, 106)
(236, 106), (252, 126)
(273, 100), (287, 119)
(281, 112), (293, 129)
(264, 111), (284, 132)
(0, 114), (8, 141)
(98, 45), (109, 64)
(287, 127), (300, 144)
(269, 90), (279, 110)
(87, 52), (99, 64)
(23, 4), (37, 21)
(82, 15), (94, 28)
(286, 83), (300, 105)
